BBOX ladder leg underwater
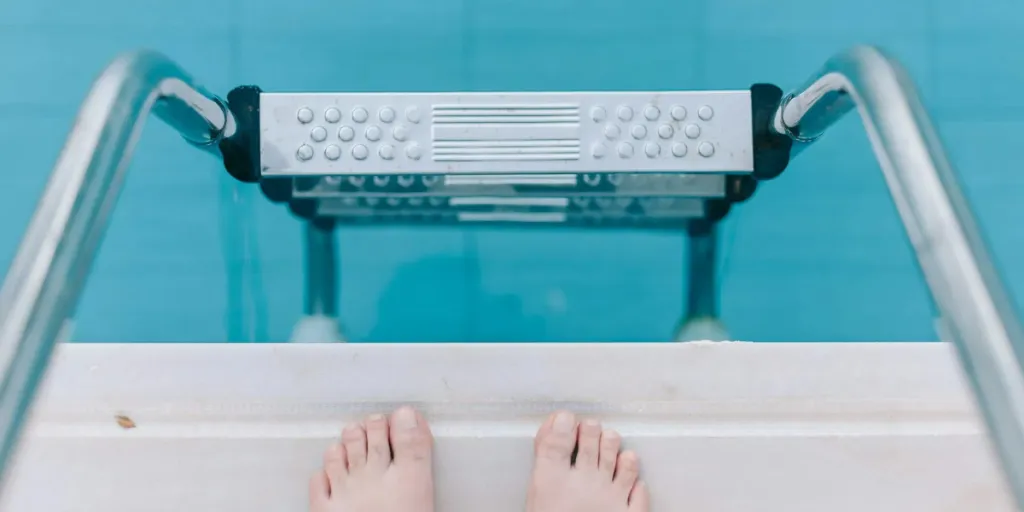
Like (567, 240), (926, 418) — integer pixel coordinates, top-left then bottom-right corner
(285, 183), (732, 344)
(676, 219), (728, 342)
(0, 46), (1023, 510)
(290, 218), (345, 343)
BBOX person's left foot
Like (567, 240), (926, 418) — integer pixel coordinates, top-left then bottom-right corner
(309, 406), (434, 512)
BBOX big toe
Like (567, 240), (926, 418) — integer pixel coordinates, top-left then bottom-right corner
(534, 411), (578, 468)
(389, 406), (433, 465)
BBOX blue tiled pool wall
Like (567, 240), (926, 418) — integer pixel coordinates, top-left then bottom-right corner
(1, 0), (1022, 342)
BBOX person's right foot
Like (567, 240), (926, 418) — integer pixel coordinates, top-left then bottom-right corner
(526, 411), (650, 512)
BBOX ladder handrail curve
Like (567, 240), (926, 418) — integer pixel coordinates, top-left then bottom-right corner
(0, 50), (233, 487)
(775, 44), (1024, 507)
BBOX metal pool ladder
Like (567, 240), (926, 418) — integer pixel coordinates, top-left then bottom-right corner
(2, 45), (1024, 508)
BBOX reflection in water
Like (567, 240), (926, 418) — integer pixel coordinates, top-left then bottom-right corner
(367, 254), (545, 342)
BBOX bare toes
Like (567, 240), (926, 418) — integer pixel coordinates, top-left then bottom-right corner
(532, 413), (557, 453)
(342, 422), (367, 470)
(527, 415), (650, 512)
(314, 410), (436, 512)
(535, 411), (578, 467)
(364, 414), (392, 469)
(574, 419), (602, 469)
(389, 406), (433, 465)
(614, 450), (641, 495)
(598, 429), (621, 477)
(322, 442), (347, 488)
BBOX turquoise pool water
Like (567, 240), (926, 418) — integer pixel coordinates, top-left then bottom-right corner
(1, 0), (1023, 342)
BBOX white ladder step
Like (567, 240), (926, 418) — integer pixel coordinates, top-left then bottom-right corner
(4, 343), (1012, 512)
(260, 91), (755, 177)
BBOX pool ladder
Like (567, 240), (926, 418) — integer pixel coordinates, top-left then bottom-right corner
(3, 46), (1024, 509)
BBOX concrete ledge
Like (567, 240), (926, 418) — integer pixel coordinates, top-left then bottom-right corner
(2, 342), (1013, 511)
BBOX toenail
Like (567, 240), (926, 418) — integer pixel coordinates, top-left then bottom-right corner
(584, 419), (600, 427)
(368, 414), (386, 422)
(394, 407), (418, 429)
(553, 411), (575, 433)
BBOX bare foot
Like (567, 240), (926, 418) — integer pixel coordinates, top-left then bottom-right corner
(310, 406), (434, 512)
(527, 411), (649, 512)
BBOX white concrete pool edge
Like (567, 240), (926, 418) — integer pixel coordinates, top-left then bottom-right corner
(2, 342), (1015, 511)
(23, 342), (983, 427)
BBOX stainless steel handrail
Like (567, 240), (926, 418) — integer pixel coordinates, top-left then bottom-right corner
(0, 51), (234, 485)
(774, 45), (1024, 507)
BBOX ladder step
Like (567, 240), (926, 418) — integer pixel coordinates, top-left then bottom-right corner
(313, 196), (705, 228)
(260, 91), (755, 177)
(291, 173), (726, 199)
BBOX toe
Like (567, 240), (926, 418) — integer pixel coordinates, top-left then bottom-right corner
(574, 419), (602, 469)
(598, 429), (621, 477)
(613, 450), (641, 495)
(535, 411), (578, 465)
(342, 422), (368, 470)
(364, 414), (392, 468)
(322, 442), (347, 488)
(628, 481), (651, 512)
(532, 413), (557, 453)
(308, 471), (330, 511)
(389, 406), (433, 464)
